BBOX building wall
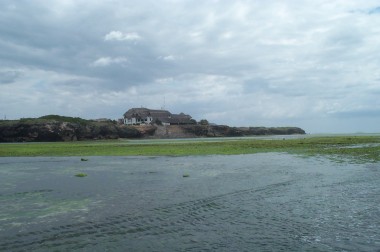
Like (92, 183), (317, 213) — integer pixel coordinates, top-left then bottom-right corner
(124, 116), (153, 125)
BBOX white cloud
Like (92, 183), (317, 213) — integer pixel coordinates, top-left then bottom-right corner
(158, 55), (182, 61)
(104, 31), (141, 41)
(91, 57), (128, 67)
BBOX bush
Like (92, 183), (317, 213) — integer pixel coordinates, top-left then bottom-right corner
(39, 115), (89, 125)
(199, 119), (209, 125)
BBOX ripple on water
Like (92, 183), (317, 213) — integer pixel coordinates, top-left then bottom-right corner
(0, 154), (379, 251)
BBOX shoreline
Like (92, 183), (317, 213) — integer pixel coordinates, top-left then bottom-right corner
(1, 135), (380, 163)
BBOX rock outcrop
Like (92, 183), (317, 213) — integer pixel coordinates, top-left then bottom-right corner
(146, 125), (306, 138)
(0, 119), (141, 142)
(0, 116), (306, 142)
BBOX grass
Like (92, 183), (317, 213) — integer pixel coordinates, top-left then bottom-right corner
(1, 135), (380, 163)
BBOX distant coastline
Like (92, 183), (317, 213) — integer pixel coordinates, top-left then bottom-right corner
(0, 115), (305, 142)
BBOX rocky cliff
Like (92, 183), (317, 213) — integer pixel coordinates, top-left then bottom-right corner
(145, 125), (306, 138)
(0, 118), (141, 142)
(0, 116), (305, 142)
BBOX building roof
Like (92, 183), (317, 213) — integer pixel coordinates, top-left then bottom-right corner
(123, 108), (193, 124)
(124, 108), (171, 119)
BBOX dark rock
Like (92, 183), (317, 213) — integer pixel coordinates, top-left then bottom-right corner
(0, 117), (305, 142)
(0, 119), (141, 142)
(149, 125), (305, 139)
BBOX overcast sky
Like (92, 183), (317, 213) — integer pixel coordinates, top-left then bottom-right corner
(1, 1), (380, 133)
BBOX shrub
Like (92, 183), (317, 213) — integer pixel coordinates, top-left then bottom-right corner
(199, 119), (209, 125)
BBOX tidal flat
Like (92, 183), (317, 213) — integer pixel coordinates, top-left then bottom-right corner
(1, 135), (380, 163)
(0, 135), (379, 251)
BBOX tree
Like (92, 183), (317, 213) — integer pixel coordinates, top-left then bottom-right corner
(189, 119), (197, 125)
(199, 119), (209, 125)
(154, 119), (163, 125)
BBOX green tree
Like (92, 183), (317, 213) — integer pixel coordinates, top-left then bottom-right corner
(199, 119), (209, 125)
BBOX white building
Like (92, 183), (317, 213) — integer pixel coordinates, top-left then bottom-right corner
(123, 108), (193, 126)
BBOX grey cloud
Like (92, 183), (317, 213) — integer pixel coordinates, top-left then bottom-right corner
(0, 70), (21, 84)
(1, 0), (380, 132)
(330, 109), (380, 118)
(368, 6), (380, 14)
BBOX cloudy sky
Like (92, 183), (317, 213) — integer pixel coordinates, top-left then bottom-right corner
(1, 0), (380, 133)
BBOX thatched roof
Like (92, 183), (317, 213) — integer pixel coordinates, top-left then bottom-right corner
(123, 108), (171, 119)
(123, 108), (193, 124)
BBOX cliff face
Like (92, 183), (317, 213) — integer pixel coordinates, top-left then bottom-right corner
(0, 117), (306, 142)
(0, 119), (141, 142)
(147, 125), (305, 138)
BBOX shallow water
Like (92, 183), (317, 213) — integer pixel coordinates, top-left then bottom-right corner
(0, 154), (379, 251)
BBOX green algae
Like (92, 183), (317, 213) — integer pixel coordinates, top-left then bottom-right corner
(75, 173), (87, 177)
(1, 135), (380, 163)
(0, 190), (90, 222)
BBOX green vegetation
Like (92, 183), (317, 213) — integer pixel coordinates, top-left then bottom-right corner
(75, 173), (87, 177)
(5, 115), (92, 126)
(199, 119), (209, 125)
(38, 115), (90, 125)
(1, 135), (380, 163)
